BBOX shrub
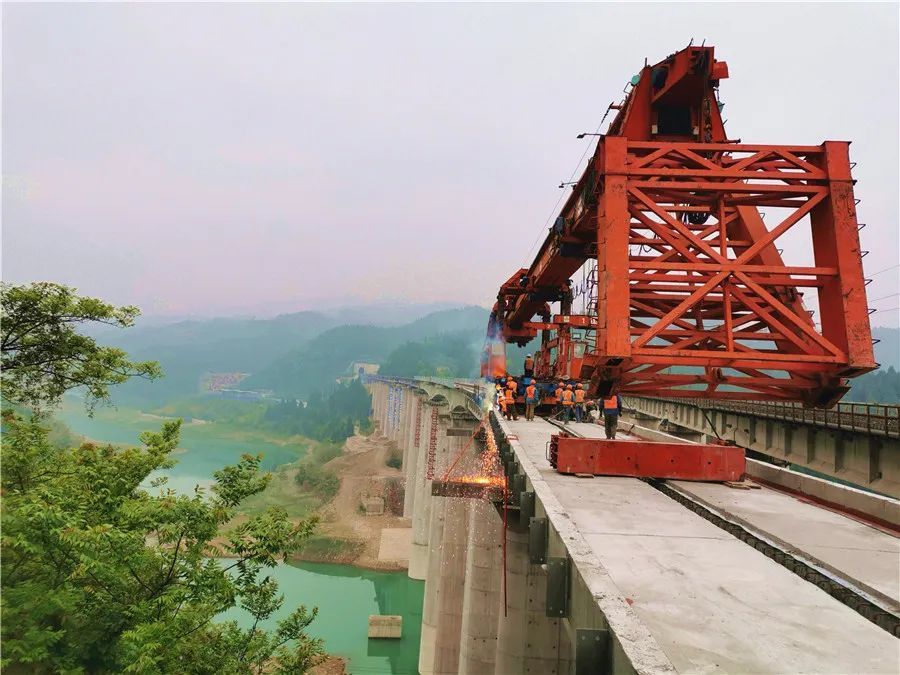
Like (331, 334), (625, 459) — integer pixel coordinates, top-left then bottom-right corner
(385, 449), (403, 469)
(294, 460), (340, 500)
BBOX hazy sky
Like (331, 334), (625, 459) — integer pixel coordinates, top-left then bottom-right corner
(3, 3), (898, 325)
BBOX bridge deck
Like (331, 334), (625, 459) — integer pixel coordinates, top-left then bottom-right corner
(570, 421), (900, 608)
(502, 417), (899, 674)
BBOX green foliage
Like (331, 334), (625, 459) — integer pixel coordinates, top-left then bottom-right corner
(846, 366), (900, 403)
(385, 449), (403, 469)
(263, 380), (372, 443)
(379, 332), (479, 378)
(1, 282), (161, 412)
(154, 397), (269, 427)
(294, 461), (340, 501)
(357, 417), (374, 435)
(1, 412), (325, 674)
(309, 442), (344, 465)
(295, 535), (365, 562)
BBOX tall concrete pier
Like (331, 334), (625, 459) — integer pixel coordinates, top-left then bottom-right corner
(367, 377), (900, 675)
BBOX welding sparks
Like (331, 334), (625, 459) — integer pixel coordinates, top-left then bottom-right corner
(451, 417), (505, 488)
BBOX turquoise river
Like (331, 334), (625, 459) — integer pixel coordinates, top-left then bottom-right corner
(57, 402), (424, 675)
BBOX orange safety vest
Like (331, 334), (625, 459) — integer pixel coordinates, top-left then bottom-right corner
(554, 387), (563, 403)
(505, 388), (516, 402)
(575, 389), (585, 403)
(525, 384), (536, 400)
(603, 395), (619, 411)
(562, 390), (574, 405)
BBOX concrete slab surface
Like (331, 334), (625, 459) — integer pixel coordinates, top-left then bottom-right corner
(671, 479), (900, 608)
(504, 417), (900, 674)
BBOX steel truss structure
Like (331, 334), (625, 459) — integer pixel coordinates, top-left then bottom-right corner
(484, 45), (874, 407)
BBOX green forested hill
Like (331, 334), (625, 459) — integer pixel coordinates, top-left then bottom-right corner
(846, 327), (900, 403)
(243, 306), (489, 398)
(872, 326), (899, 371)
(104, 312), (340, 406)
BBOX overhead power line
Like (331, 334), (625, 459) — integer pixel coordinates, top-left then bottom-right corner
(523, 119), (606, 262)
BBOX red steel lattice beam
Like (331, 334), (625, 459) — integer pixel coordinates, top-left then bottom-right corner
(483, 45), (874, 408)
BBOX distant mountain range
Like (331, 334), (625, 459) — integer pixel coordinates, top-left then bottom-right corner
(105, 304), (490, 407)
(100, 307), (898, 408)
(242, 306), (490, 399)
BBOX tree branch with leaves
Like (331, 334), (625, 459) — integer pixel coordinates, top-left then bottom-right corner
(1, 282), (161, 411)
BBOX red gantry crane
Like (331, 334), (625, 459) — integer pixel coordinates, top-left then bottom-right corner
(483, 44), (875, 410)
(481, 44), (878, 481)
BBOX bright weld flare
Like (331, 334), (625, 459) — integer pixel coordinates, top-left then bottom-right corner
(453, 419), (505, 487)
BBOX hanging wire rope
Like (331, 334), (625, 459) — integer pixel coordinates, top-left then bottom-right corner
(867, 263), (900, 278)
(522, 114), (611, 262)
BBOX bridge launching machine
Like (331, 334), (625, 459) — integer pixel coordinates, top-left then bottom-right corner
(481, 44), (876, 481)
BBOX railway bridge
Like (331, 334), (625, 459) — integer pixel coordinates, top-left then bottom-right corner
(366, 376), (899, 675)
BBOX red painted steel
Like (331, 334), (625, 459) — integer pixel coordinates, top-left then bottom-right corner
(482, 45), (875, 408)
(552, 434), (746, 481)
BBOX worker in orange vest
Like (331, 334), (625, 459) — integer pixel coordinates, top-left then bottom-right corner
(505, 378), (519, 420)
(524, 379), (538, 421)
(602, 393), (623, 439)
(524, 353), (534, 378)
(554, 381), (565, 418)
(574, 383), (586, 423)
(561, 384), (575, 422)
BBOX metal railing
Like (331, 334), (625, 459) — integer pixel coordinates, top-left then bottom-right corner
(639, 397), (900, 438)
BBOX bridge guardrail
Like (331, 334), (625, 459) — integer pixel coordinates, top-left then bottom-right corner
(639, 397), (900, 439)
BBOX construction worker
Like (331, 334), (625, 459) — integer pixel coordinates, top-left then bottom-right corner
(524, 379), (538, 421)
(602, 393), (623, 439)
(505, 377), (519, 420)
(524, 353), (534, 378)
(554, 381), (565, 418)
(574, 383), (586, 423)
(561, 384), (575, 422)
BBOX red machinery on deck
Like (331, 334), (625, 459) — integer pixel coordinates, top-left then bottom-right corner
(482, 45), (876, 481)
(549, 433), (746, 482)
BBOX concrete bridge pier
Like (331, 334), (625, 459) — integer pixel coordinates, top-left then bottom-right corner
(432, 496), (469, 673)
(458, 499), (502, 675)
(409, 408), (431, 578)
(419, 409), (455, 673)
(418, 491), (446, 675)
(370, 381), (384, 435)
(401, 393), (417, 519)
(494, 529), (571, 675)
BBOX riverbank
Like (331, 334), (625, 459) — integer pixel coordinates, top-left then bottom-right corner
(213, 431), (413, 571)
(58, 401), (412, 572)
(306, 432), (411, 570)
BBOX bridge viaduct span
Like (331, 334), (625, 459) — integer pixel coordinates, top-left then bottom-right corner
(366, 376), (899, 675)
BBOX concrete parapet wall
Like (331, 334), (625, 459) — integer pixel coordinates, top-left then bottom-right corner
(627, 396), (900, 498)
